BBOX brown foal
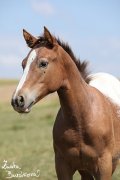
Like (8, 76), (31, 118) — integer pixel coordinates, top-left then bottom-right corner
(11, 27), (120, 180)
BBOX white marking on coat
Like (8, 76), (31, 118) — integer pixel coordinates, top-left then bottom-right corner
(14, 50), (36, 98)
(88, 72), (120, 106)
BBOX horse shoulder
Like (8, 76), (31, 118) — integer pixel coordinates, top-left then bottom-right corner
(53, 108), (80, 147)
(85, 87), (115, 143)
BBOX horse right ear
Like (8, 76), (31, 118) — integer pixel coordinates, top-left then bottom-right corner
(44, 26), (57, 45)
(23, 29), (38, 48)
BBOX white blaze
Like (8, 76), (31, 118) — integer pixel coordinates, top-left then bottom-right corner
(14, 50), (36, 98)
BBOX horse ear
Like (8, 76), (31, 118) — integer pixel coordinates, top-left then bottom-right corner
(44, 26), (57, 45)
(23, 29), (38, 48)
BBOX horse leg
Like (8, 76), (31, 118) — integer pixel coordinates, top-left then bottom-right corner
(95, 151), (112, 180)
(79, 170), (94, 180)
(55, 154), (75, 180)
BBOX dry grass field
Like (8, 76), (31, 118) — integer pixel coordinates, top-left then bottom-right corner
(0, 79), (120, 179)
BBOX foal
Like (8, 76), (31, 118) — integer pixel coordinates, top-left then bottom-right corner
(11, 27), (120, 180)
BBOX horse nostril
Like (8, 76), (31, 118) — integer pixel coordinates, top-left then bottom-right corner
(12, 96), (25, 108)
(17, 96), (25, 107)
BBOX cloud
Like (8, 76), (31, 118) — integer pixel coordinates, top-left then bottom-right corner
(0, 36), (28, 78)
(31, 0), (55, 16)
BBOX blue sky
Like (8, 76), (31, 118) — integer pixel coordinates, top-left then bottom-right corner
(0, 0), (120, 78)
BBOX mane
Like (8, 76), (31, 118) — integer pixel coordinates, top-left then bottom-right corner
(35, 36), (91, 83)
(57, 38), (90, 83)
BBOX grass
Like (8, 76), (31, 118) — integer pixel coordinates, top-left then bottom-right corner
(0, 80), (120, 179)
(0, 98), (59, 180)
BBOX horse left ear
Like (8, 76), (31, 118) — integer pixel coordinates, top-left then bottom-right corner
(23, 29), (38, 48)
(44, 26), (57, 45)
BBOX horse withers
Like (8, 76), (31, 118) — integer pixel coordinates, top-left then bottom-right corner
(11, 27), (120, 180)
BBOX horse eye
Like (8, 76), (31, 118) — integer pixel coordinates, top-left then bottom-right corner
(39, 61), (48, 68)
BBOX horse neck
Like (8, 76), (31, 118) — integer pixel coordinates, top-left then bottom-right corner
(57, 53), (91, 129)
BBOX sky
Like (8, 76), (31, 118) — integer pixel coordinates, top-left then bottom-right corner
(0, 0), (120, 79)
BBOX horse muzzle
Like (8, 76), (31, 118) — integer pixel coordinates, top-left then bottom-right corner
(11, 95), (35, 113)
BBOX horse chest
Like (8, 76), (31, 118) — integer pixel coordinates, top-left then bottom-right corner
(54, 127), (95, 162)
(54, 127), (79, 152)
(53, 124), (98, 171)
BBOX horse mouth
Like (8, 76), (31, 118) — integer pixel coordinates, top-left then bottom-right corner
(15, 101), (35, 114)
(24, 101), (35, 113)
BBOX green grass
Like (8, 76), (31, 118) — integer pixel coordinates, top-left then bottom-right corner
(0, 90), (120, 179)
(0, 98), (59, 180)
